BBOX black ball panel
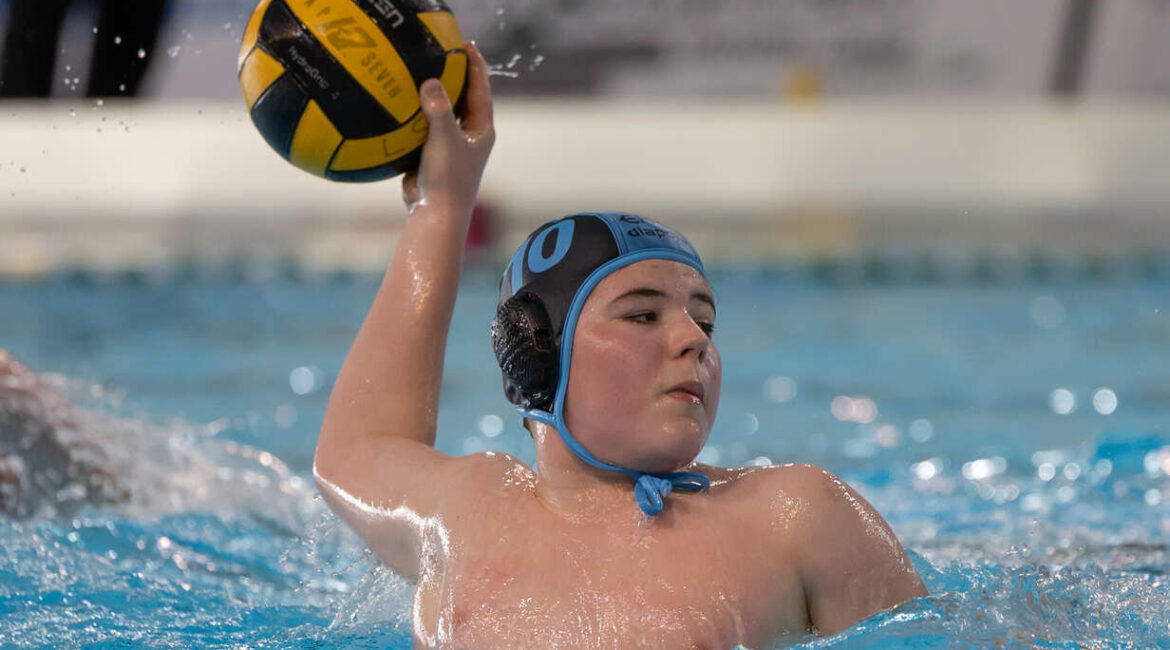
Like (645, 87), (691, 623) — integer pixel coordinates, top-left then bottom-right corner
(251, 72), (311, 158)
(326, 147), (421, 182)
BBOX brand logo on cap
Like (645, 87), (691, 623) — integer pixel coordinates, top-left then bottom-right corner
(627, 226), (668, 238)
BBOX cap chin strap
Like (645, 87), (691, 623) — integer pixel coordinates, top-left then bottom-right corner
(516, 249), (713, 516)
(519, 407), (710, 517)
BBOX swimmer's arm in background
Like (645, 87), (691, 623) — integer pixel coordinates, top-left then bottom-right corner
(793, 465), (928, 636)
(313, 42), (495, 577)
(0, 348), (126, 513)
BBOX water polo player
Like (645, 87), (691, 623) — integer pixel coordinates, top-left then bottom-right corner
(313, 41), (927, 648)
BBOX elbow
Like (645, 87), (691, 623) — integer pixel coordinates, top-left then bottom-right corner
(312, 429), (342, 489)
(312, 447), (349, 511)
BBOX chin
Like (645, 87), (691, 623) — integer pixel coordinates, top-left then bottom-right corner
(636, 423), (708, 473)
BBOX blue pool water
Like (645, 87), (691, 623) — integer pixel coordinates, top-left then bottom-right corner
(1, 265), (1168, 647)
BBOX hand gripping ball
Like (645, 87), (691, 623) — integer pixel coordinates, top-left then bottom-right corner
(238, 0), (467, 182)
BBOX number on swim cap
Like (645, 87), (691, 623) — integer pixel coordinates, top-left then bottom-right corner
(527, 220), (575, 274)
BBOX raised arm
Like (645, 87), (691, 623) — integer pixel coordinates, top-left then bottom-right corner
(313, 42), (495, 576)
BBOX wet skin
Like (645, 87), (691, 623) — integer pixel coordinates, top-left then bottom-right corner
(404, 460), (837, 648)
(318, 449), (925, 648)
(313, 41), (925, 648)
(316, 261), (926, 648)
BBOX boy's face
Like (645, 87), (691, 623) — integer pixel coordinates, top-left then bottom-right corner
(563, 259), (721, 474)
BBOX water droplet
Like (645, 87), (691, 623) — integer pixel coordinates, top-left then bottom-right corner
(909, 418), (934, 442)
(912, 458), (941, 481)
(875, 424), (901, 448)
(529, 54), (545, 71)
(92, 27), (98, 34)
(114, 35), (122, 45)
(167, 45), (180, 58)
(1092, 388), (1118, 415)
(478, 414), (504, 437)
(93, 99), (104, 108)
(137, 48), (146, 59)
(1049, 388), (1076, 415)
(223, 22), (233, 30)
(68, 107), (76, 117)
(118, 84), (126, 92)
(764, 376), (797, 403)
(289, 366), (322, 395)
(697, 445), (722, 465)
(274, 404), (297, 428)
(65, 65), (72, 72)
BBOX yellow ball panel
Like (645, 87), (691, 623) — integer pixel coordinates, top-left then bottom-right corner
(331, 111), (428, 172)
(417, 11), (463, 51)
(290, 100), (344, 176)
(438, 51), (467, 107)
(283, 0), (420, 124)
(240, 47), (286, 111)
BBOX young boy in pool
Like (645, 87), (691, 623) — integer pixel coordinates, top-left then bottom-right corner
(314, 42), (927, 648)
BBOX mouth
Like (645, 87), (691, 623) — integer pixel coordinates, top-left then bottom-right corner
(666, 381), (705, 405)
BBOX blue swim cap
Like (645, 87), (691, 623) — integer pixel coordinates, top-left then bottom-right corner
(491, 212), (711, 516)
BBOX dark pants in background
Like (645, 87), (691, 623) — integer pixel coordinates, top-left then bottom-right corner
(1, 0), (168, 97)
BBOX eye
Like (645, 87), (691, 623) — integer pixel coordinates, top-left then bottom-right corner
(697, 321), (716, 337)
(626, 312), (658, 324)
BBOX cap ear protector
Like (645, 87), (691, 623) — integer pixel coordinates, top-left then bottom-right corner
(491, 291), (558, 411)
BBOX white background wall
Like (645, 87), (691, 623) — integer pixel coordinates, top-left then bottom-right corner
(1, 97), (1168, 272)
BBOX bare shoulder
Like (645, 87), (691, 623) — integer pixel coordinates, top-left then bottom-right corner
(710, 462), (927, 635)
(702, 462), (842, 511)
(313, 443), (533, 577)
(706, 462), (900, 546)
(446, 450), (535, 494)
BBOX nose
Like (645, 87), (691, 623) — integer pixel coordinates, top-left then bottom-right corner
(672, 312), (711, 360)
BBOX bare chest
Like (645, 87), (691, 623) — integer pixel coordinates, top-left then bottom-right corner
(417, 507), (808, 649)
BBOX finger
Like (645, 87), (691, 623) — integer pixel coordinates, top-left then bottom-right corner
(419, 78), (458, 139)
(460, 41), (494, 137)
